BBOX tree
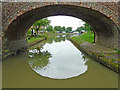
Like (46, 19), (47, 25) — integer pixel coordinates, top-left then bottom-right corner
(33, 22), (40, 35)
(54, 26), (58, 31)
(43, 18), (51, 28)
(62, 26), (65, 31)
(28, 48), (52, 70)
(46, 25), (53, 32)
(32, 18), (51, 35)
(66, 27), (72, 33)
(58, 26), (63, 33)
(31, 26), (34, 36)
(62, 26), (66, 33)
(83, 22), (92, 32)
(54, 26), (62, 33)
(31, 28), (34, 36)
(76, 27), (85, 33)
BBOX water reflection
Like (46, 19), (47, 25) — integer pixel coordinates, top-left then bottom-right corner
(28, 47), (52, 70)
(2, 34), (118, 88)
(28, 35), (88, 79)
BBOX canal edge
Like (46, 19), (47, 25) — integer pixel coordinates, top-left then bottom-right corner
(70, 39), (120, 73)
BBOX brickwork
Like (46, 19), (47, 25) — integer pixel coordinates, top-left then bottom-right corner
(2, 2), (119, 32)
(1, 1), (120, 57)
(0, 2), (2, 61)
(118, 2), (120, 51)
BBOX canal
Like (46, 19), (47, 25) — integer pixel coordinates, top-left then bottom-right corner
(2, 35), (118, 88)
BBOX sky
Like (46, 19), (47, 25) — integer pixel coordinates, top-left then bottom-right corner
(47, 15), (85, 30)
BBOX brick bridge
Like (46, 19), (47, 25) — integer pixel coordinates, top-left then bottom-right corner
(1, 1), (120, 56)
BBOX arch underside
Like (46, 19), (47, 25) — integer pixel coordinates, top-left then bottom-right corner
(3, 4), (119, 53)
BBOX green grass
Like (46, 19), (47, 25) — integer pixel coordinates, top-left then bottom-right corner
(27, 34), (47, 47)
(27, 37), (43, 43)
(71, 31), (119, 70)
(71, 31), (94, 43)
(27, 34), (47, 43)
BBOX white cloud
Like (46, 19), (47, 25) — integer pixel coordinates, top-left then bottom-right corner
(47, 15), (85, 30)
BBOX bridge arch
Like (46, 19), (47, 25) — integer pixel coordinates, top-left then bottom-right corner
(2, 3), (119, 55)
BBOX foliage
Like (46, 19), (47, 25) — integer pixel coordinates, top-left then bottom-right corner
(66, 27), (72, 33)
(54, 26), (62, 32)
(27, 30), (31, 35)
(54, 26), (67, 33)
(31, 18), (51, 34)
(76, 27), (85, 33)
(62, 26), (66, 32)
(28, 48), (52, 70)
(83, 22), (92, 32)
(33, 18), (51, 29)
(46, 25), (53, 32)
(75, 22), (93, 33)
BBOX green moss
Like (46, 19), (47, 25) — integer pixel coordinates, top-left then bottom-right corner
(111, 58), (117, 61)
(100, 53), (104, 57)
(101, 57), (118, 68)
(100, 57), (107, 62)
(113, 63), (118, 68)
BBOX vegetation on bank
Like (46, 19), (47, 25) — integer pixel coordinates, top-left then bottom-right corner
(71, 31), (94, 43)
(71, 36), (119, 72)
(27, 34), (47, 46)
(27, 18), (74, 45)
(27, 17), (86, 45)
(26, 17), (119, 72)
(99, 54), (119, 68)
(27, 37), (42, 43)
(71, 22), (94, 43)
(27, 16), (94, 46)
(70, 23), (119, 72)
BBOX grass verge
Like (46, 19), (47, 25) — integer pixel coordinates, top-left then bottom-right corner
(70, 32), (119, 72)
(27, 35), (46, 46)
(71, 31), (94, 43)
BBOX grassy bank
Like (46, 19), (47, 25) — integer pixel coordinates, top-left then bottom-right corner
(70, 32), (119, 72)
(71, 31), (94, 43)
(27, 35), (46, 47)
(27, 37), (43, 43)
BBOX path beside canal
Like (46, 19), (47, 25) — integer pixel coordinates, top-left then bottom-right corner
(70, 38), (120, 73)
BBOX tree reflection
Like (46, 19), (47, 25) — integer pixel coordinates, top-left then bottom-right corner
(28, 48), (52, 70)
(66, 35), (71, 40)
(28, 34), (77, 70)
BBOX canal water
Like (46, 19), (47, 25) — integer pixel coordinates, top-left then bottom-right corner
(2, 35), (118, 88)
